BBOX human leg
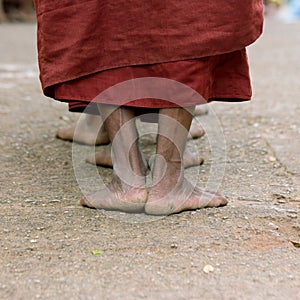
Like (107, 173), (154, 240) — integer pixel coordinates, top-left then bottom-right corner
(80, 105), (148, 212)
(145, 107), (227, 215)
(87, 142), (204, 169)
(56, 106), (205, 145)
(58, 111), (205, 168)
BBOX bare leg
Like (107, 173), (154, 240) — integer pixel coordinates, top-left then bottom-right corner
(84, 115), (205, 168)
(57, 105), (207, 145)
(147, 146), (203, 170)
(56, 114), (110, 145)
(145, 107), (227, 215)
(87, 143), (204, 169)
(86, 139), (205, 170)
(80, 105), (148, 212)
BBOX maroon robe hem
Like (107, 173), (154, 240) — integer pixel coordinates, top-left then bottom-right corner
(34, 0), (264, 99)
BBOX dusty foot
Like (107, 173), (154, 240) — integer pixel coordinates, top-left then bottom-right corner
(56, 117), (110, 145)
(145, 178), (228, 215)
(188, 120), (205, 139)
(80, 176), (148, 213)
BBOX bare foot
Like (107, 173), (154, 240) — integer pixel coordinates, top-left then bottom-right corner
(80, 176), (148, 213)
(86, 145), (113, 167)
(56, 115), (110, 145)
(183, 148), (204, 168)
(194, 104), (209, 116)
(188, 120), (205, 139)
(145, 178), (228, 215)
(145, 158), (227, 215)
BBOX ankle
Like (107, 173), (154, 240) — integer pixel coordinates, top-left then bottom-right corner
(111, 172), (146, 190)
(151, 160), (184, 190)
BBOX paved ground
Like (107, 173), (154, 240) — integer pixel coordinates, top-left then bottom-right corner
(0, 19), (299, 300)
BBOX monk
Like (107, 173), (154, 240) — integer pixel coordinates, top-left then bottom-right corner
(34, 1), (264, 215)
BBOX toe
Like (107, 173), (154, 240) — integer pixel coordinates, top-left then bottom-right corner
(56, 128), (73, 141)
(80, 197), (96, 209)
(207, 194), (228, 208)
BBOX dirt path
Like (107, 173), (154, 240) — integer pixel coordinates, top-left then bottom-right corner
(0, 20), (299, 300)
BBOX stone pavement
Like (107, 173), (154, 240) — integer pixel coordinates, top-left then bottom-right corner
(0, 19), (299, 300)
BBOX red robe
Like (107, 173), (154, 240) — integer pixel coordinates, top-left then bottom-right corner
(34, 0), (264, 109)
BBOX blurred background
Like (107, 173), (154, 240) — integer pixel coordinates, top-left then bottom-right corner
(0, 0), (35, 22)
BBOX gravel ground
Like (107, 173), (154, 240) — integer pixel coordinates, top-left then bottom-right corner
(0, 18), (299, 300)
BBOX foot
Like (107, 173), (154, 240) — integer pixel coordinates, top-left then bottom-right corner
(80, 176), (148, 213)
(194, 104), (209, 116)
(188, 120), (205, 139)
(86, 145), (113, 167)
(183, 147), (204, 168)
(145, 178), (228, 215)
(56, 115), (110, 145)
